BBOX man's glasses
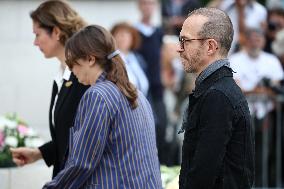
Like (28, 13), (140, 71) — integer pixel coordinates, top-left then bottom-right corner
(179, 36), (209, 50)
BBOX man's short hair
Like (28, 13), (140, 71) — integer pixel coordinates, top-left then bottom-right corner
(188, 8), (234, 56)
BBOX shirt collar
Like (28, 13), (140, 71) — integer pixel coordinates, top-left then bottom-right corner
(95, 72), (107, 84)
(63, 66), (71, 81)
(54, 66), (72, 89)
(195, 59), (230, 87)
(135, 22), (155, 37)
(193, 64), (233, 98)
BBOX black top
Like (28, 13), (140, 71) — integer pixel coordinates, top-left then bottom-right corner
(179, 66), (254, 189)
(137, 27), (164, 99)
(39, 73), (89, 178)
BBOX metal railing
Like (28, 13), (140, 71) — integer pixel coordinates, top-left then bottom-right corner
(246, 94), (283, 189)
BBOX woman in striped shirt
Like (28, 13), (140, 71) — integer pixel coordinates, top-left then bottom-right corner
(43, 25), (162, 189)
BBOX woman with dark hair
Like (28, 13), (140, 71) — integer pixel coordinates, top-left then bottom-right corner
(10, 0), (89, 178)
(43, 25), (162, 188)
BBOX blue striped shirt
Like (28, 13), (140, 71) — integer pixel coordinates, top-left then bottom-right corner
(43, 73), (162, 189)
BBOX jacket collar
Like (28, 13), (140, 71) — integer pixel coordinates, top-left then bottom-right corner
(53, 73), (76, 123)
(193, 66), (233, 98)
(195, 59), (230, 87)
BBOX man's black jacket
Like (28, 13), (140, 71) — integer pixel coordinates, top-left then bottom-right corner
(179, 66), (254, 189)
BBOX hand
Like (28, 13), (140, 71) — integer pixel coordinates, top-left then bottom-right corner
(10, 147), (42, 166)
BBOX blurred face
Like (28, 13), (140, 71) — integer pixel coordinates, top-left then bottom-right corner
(246, 31), (265, 58)
(32, 21), (63, 58)
(113, 29), (133, 52)
(235, 0), (249, 6)
(178, 15), (208, 74)
(71, 58), (91, 85)
(138, 0), (156, 19)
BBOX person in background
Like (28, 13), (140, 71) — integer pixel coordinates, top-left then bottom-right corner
(161, 35), (195, 118)
(230, 28), (283, 95)
(272, 28), (284, 69)
(161, 35), (195, 166)
(43, 24), (162, 189)
(135, 0), (168, 165)
(218, 0), (267, 54)
(264, 8), (284, 53)
(10, 0), (89, 178)
(178, 7), (254, 188)
(111, 22), (149, 97)
(230, 27), (284, 187)
(271, 28), (284, 187)
(162, 0), (201, 36)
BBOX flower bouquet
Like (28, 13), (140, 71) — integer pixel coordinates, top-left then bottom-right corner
(0, 113), (44, 168)
(161, 165), (180, 189)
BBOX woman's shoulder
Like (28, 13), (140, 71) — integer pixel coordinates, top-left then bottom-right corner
(87, 80), (121, 102)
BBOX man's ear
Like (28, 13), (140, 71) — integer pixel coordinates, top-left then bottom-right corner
(207, 39), (218, 55)
(52, 26), (61, 41)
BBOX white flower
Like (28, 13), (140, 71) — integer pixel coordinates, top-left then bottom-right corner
(0, 117), (9, 131)
(26, 128), (37, 137)
(0, 124), (4, 131)
(4, 136), (18, 147)
(24, 138), (44, 148)
(0, 117), (17, 129)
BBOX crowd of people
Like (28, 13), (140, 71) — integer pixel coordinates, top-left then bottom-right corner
(7, 0), (284, 188)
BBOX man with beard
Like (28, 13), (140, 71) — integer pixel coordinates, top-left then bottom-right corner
(177, 7), (254, 188)
(230, 28), (283, 94)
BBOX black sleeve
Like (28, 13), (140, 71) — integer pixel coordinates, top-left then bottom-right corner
(39, 141), (56, 167)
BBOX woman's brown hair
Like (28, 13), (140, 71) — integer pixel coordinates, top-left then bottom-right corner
(65, 25), (138, 109)
(30, 0), (87, 45)
(110, 22), (141, 50)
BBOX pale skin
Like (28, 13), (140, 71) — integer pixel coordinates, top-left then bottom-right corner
(10, 147), (42, 166)
(177, 15), (224, 75)
(113, 29), (133, 55)
(71, 56), (104, 86)
(10, 21), (66, 167)
(138, 0), (157, 25)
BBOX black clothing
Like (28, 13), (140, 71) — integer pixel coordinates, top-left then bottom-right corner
(39, 73), (89, 178)
(179, 66), (255, 189)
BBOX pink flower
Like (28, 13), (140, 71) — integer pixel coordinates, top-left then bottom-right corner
(0, 131), (4, 147)
(17, 124), (28, 135)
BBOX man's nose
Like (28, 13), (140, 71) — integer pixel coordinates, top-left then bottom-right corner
(177, 46), (184, 54)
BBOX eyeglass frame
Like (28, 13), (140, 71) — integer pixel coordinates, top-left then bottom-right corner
(179, 36), (211, 50)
